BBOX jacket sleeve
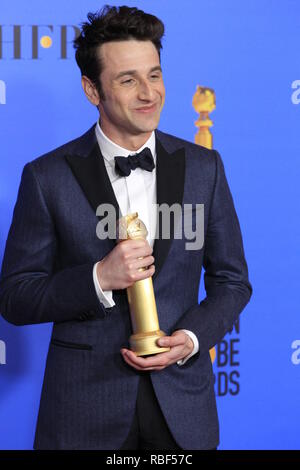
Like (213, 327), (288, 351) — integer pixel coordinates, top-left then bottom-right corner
(0, 162), (107, 326)
(174, 150), (252, 355)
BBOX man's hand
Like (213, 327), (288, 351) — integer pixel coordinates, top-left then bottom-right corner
(97, 239), (155, 291)
(120, 330), (194, 371)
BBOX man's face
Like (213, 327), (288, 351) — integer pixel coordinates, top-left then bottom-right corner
(96, 40), (165, 146)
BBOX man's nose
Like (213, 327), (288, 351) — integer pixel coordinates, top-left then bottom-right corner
(138, 79), (155, 100)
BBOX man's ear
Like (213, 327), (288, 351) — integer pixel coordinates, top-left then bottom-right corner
(81, 75), (100, 106)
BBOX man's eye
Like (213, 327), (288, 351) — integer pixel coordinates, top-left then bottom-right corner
(122, 79), (134, 84)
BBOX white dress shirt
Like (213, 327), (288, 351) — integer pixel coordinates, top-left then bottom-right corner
(92, 121), (199, 365)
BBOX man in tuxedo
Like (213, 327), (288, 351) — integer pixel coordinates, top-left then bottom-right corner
(0, 5), (252, 450)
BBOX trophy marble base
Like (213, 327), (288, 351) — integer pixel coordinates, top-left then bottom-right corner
(130, 330), (170, 357)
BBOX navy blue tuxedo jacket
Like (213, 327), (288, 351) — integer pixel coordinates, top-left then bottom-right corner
(0, 125), (252, 449)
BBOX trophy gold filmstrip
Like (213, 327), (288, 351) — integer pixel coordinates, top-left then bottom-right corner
(117, 213), (170, 356)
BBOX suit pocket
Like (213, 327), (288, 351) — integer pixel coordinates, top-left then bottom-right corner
(50, 338), (93, 351)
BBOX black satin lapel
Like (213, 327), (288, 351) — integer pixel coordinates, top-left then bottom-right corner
(65, 144), (121, 236)
(152, 137), (185, 280)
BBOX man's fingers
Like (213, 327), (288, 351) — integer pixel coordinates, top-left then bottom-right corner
(122, 352), (144, 371)
(134, 255), (155, 270)
(121, 239), (153, 258)
(156, 334), (185, 348)
(126, 349), (168, 367)
(121, 349), (165, 371)
(128, 265), (155, 284)
(121, 349), (171, 368)
(120, 238), (148, 249)
(121, 346), (185, 369)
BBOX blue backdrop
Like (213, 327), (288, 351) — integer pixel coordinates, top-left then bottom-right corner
(0, 0), (299, 450)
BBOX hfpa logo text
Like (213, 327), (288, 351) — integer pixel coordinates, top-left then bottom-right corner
(0, 80), (6, 104)
(0, 25), (80, 60)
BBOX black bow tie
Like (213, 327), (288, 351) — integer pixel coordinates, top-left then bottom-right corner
(114, 147), (155, 177)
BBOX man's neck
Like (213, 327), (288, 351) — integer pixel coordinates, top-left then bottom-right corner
(99, 120), (153, 152)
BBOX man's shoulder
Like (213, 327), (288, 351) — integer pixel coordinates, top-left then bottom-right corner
(155, 128), (216, 160)
(155, 129), (221, 180)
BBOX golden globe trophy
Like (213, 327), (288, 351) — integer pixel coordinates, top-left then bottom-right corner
(117, 213), (170, 356)
(192, 85), (216, 149)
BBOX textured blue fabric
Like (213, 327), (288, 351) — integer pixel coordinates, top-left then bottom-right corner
(0, 125), (252, 450)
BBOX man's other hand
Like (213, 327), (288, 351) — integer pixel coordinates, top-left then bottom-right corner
(120, 330), (194, 371)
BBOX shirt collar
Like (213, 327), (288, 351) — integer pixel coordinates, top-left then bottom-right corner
(95, 120), (156, 167)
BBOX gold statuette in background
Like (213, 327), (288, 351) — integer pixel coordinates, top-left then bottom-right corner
(193, 84), (217, 364)
(117, 213), (170, 356)
(193, 85), (216, 149)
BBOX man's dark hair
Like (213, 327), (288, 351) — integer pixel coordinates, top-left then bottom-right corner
(74, 5), (165, 100)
